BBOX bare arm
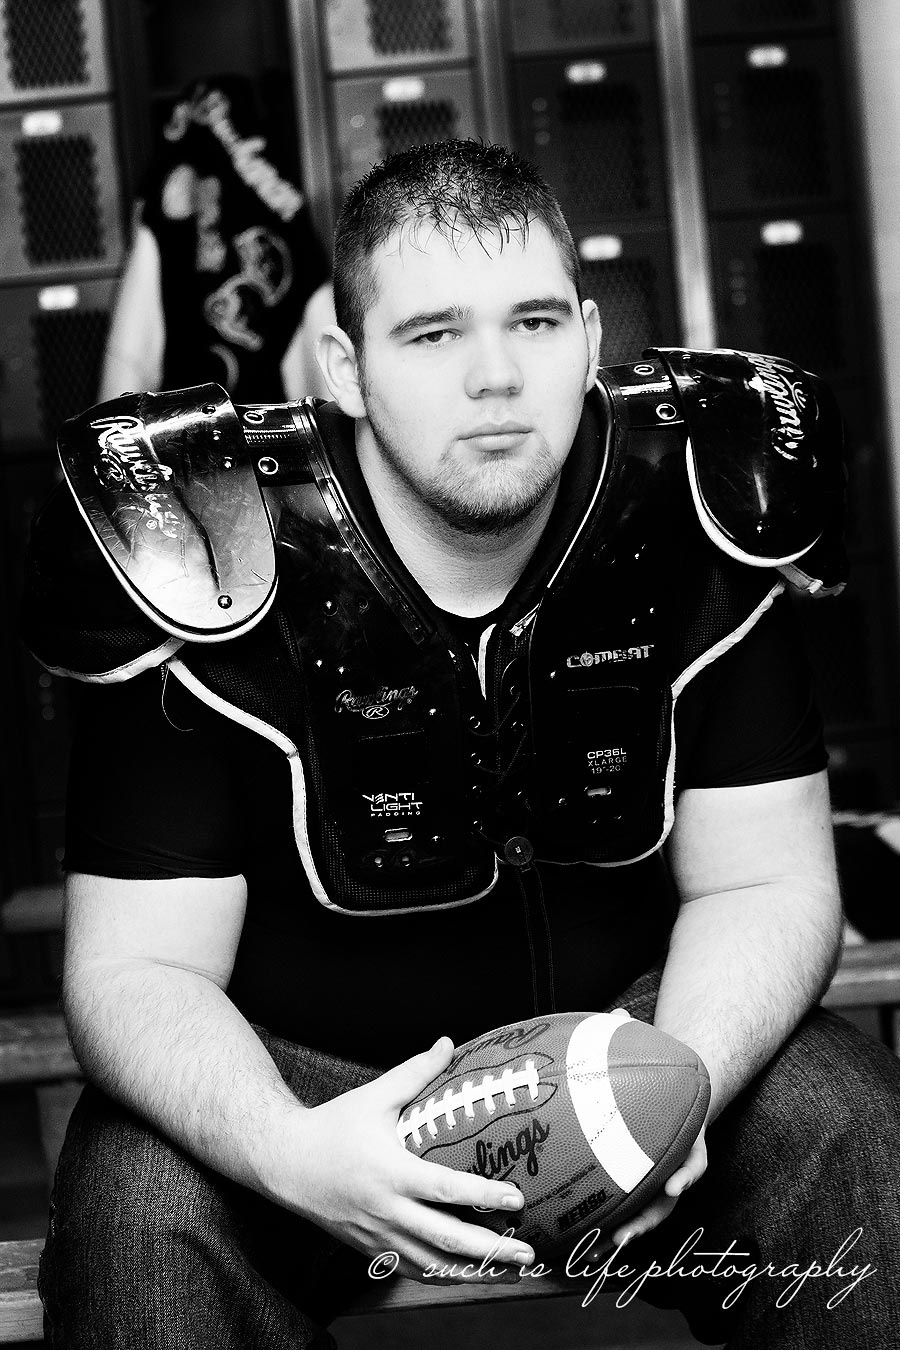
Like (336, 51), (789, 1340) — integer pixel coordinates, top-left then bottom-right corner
(658, 767), (842, 1119)
(281, 281), (336, 400)
(97, 223), (165, 401)
(64, 870), (297, 1188)
(64, 871), (532, 1276)
(611, 769), (842, 1245)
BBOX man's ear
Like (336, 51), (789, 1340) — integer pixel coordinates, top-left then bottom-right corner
(315, 325), (366, 418)
(581, 298), (602, 391)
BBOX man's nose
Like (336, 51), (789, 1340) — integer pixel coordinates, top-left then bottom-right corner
(464, 333), (524, 397)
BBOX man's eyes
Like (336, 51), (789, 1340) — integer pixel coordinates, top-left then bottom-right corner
(411, 316), (559, 345)
(414, 329), (457, 347)
(514, 316), (559, 333)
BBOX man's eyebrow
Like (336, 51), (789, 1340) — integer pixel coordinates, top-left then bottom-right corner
(510, 296), (574, 318)
(388, 306), (470, 339)
(387, 295), (575, 340)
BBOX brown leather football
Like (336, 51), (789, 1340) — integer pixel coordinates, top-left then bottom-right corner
(398, 1009), (710, 1258)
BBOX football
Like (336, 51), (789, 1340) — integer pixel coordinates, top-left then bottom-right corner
(397, 1009), (710, 1258)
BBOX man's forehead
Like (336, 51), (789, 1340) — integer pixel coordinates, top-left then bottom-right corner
(381, 210), (529, 258)
(369, 214), (568, 285)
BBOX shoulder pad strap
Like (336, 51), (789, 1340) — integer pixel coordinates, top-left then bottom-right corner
(57, 383), (278, 640)
(649, 348), (847, 594)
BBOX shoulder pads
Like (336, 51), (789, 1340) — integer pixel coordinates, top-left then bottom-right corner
(55, 383), (279, 641)
(650, 347), (847, 594)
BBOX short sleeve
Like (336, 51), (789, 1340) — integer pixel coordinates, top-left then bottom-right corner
(64, 672), (244, 880)
(675, 592), (828, 791)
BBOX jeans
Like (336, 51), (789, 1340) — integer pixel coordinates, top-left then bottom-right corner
(39, 971), (900, 1348)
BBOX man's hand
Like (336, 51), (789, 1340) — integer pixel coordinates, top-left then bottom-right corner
(289, 1036), (535, 1282)
(610, 1130), (709, 1248)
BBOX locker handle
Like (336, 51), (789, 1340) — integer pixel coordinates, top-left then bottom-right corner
(566, 61), (607, 85)
(578, 236), (623, 262)
(21, 110), (63, 137)
(39, 286), (80, 311)
(747, 45), (789, 68)
(761, 220), (804, 246)
(382, 76), (426, 103)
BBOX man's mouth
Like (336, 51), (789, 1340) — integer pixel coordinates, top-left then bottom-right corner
(460, 423), (532, 451)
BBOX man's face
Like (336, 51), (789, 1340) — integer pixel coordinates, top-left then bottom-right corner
(353, 218), (600, 535)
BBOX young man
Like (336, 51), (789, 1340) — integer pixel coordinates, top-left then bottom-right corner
(31, 141), (900, 1348)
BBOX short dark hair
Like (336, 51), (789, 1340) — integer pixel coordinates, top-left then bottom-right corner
(332, 139), (582, 351)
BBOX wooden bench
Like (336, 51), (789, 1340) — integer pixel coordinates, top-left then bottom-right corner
(0, 1236), (675, 1346)
(2, 939), (899, 1345)
(0, 1011), (81, 1183)
(0, 1241), (42, 1345)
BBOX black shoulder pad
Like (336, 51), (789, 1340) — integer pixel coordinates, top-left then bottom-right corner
(22, 481), (183, 681)
(650, 348), (847, 594)
(56, 383), (277, 640)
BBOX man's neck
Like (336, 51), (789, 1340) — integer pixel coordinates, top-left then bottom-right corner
(357, 435), (558, 618)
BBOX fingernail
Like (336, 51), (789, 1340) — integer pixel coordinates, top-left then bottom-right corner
(513, 1248), (534, 1266)
(501, 1190), (524, 1210)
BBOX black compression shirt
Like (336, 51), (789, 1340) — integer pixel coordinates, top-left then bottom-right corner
(64, 591), (826, 1065)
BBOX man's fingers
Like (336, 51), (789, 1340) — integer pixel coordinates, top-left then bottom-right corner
(664, 1134), (708, 1197)
(611, 1135), (708, 1247)
(664, 1163), (695, 1197)
(377, 1036), (456, 1112)
(408, 1157), (525, 1214)
(393, 1195), (535, 1274)
(611, 1192), (679, 1248)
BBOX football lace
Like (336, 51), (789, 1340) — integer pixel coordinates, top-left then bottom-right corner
(398, 1061), (541, 1148)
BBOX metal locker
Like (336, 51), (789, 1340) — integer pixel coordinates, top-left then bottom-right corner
(826, 382), (887, 563)
(707, 212), (863, 384)
(506, 0), (653, 53)
(577, 224), (679, 365)
(825, 737), (900, 812)
(509, 50), (668, 227)
(694, 37), (848, 214)
(0, 275), (117, 448)
(0, 102), (123, 282)
(689, 0), (834, 39)
(0, 0), (110, 104)
(792, 562), (899, 735)
(0, 454), (72, 886)
(331, 68), (479, 196)
(322, 0), (471, 73)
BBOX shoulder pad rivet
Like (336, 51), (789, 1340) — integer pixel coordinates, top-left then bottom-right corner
(504, 835), (533, 866)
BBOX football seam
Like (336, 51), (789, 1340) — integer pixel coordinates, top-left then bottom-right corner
(568, 1056), (703, 1074)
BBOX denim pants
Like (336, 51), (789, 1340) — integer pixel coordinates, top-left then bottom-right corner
(39, 969), (900, 1349)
